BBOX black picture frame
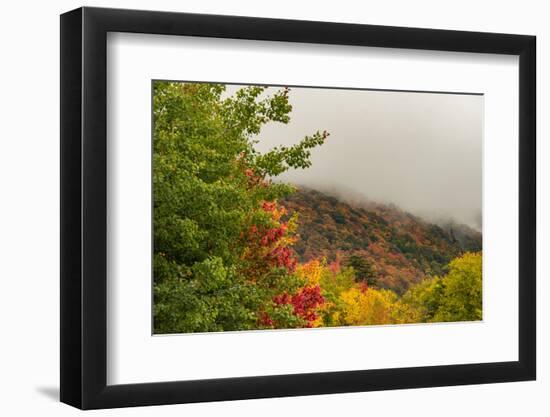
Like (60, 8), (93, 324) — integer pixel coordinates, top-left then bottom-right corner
(60, 6), (536, 410)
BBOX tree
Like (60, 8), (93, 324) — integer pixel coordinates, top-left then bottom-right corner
(334, 286), (396, 326)
(393, 252), (482, 323)
(433, 252), (482, 322)
(345, 254), (377, 287)
(392, 276), (445, 323)
(153, 82), (328, 333)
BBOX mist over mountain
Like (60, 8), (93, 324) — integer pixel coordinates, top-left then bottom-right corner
(289, 182), (483, 232)
(252, 86), (483, 231)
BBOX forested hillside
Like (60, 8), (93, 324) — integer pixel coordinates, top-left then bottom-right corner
(282, 188), (482, 295)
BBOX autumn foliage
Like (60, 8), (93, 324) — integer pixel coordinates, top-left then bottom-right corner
(153, 81), (482, 334)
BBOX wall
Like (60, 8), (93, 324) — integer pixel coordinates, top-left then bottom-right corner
(0, 0), (545, 415)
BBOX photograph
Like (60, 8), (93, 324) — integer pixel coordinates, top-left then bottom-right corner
(152, 81), (483, 334)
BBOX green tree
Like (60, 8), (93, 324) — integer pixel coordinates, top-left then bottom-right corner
(434, 252), (482, 322)
(392, 276), (445, 323)
(345, 254), (377, 286)
(393, 252), (482, 323)
(153, 82), (328, 333)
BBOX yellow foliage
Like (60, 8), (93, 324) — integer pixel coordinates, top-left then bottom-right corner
(335, 287), (396, 326)
(311, 315), (324, 328)
(296, 259), (325, 286)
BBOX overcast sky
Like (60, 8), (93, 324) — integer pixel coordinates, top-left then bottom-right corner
(228, 85), (483, 230)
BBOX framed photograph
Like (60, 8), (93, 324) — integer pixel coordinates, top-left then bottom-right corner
(60, 6), (536, 409)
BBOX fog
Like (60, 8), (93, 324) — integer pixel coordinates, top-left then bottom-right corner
(232, 85), (483, 230)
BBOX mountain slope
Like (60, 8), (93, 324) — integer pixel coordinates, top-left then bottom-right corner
(281, 187), (482, 294)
